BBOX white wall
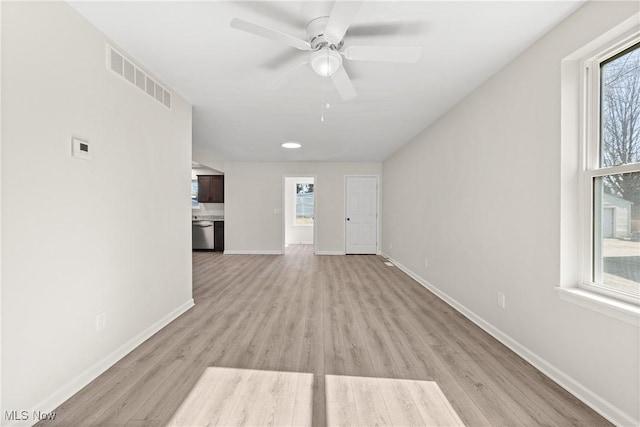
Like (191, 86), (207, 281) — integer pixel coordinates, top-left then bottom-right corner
(0, 1), (4, 418)
(284, 177), (314, 245)
(191, 167), (222, 180)
(192, 144), (225, 173)
(382, 2), (639, 425)
(225, 162), (381, 254)
(1, 2), (193, 423)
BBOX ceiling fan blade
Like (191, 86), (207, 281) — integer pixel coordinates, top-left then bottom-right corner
(330, 67), (357, 101)
(324, 0), (363, 44)
(265, 61), (309, 90)
(343, 46), (422, 63)
(230, 2), (308, 29)
(230, 18), (311, 51)
(347, 21), (425, 37)
(260, 49), (304, 70)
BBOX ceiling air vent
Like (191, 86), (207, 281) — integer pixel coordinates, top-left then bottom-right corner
(163, 90), (171, 108)
(135, 68), (145, 91)
(154, 82), (163, 103)
(123, 59), (135, 84)
(110, 49), (123, 76)
(106, 45), (172, 109)
(145, 75), (155, 97)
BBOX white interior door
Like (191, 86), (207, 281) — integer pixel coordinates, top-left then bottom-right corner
(345, 176), (378, 254)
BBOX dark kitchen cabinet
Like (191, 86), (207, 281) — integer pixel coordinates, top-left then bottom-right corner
(197, 175), (224, 203)
(214, 221), (224, 252)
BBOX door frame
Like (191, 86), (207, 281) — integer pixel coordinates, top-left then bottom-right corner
(282, 175), (318, 254)
(344, 175), (380, 255)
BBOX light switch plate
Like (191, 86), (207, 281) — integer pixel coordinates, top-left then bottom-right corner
(72, 137), (91, 160)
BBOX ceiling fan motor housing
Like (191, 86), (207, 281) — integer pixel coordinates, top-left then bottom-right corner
(306, 16), (344, 51)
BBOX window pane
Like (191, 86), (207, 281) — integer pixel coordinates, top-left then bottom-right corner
(296, 183), (314, 225)
(600, 43), (640, 168)
(593, 172), (640, 297)
(191, 180), (199, 208)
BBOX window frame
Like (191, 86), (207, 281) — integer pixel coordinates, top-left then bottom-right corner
(580, 35), (640, 305)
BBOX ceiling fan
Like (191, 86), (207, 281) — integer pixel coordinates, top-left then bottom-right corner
(230, 1), (422, 101)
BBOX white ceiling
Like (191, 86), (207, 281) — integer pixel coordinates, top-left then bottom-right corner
(70, 1), (584, 162)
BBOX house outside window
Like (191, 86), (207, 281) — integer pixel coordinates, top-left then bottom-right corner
(584, 40), (640, 303)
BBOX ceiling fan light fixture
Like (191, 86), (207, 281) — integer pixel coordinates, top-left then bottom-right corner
(310, 48), (342, 77)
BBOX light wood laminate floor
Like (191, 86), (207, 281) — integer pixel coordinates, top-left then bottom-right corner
(39, 245), (611, 426)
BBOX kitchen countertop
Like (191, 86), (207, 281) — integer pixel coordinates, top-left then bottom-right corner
(193, 215), (224, 221)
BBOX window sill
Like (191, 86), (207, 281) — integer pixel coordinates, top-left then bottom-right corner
(555, 287), (640, 326)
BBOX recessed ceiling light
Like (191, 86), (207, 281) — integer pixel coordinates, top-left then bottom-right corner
(281, 142), (301, 149)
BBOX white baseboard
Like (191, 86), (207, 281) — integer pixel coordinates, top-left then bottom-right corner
(385, 256), (638, 427)
(8, 299), (195, 427)
(223, 250), (283, 255)
(314, 251), (345, 256)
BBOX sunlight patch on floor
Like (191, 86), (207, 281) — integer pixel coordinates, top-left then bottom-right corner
(167, 367), (464, 427)
(167, 367), (313, 427)
(326, 375), (465, 427)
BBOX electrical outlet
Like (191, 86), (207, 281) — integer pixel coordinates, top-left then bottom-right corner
(425, 256), (428, 268)
(96, 312), (106, 332)
(497, 292), (506, 309)
(389, 242), (393, 249)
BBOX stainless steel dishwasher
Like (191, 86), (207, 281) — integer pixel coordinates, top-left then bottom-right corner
(192, 220), (214, 250)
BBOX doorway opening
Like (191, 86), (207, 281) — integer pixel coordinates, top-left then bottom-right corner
(284, 176), (315, 254)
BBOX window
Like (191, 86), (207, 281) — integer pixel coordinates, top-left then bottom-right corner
(584, 41), (640, 303)
(191, 180), (200, 209)
(295, 183), (314, 226)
